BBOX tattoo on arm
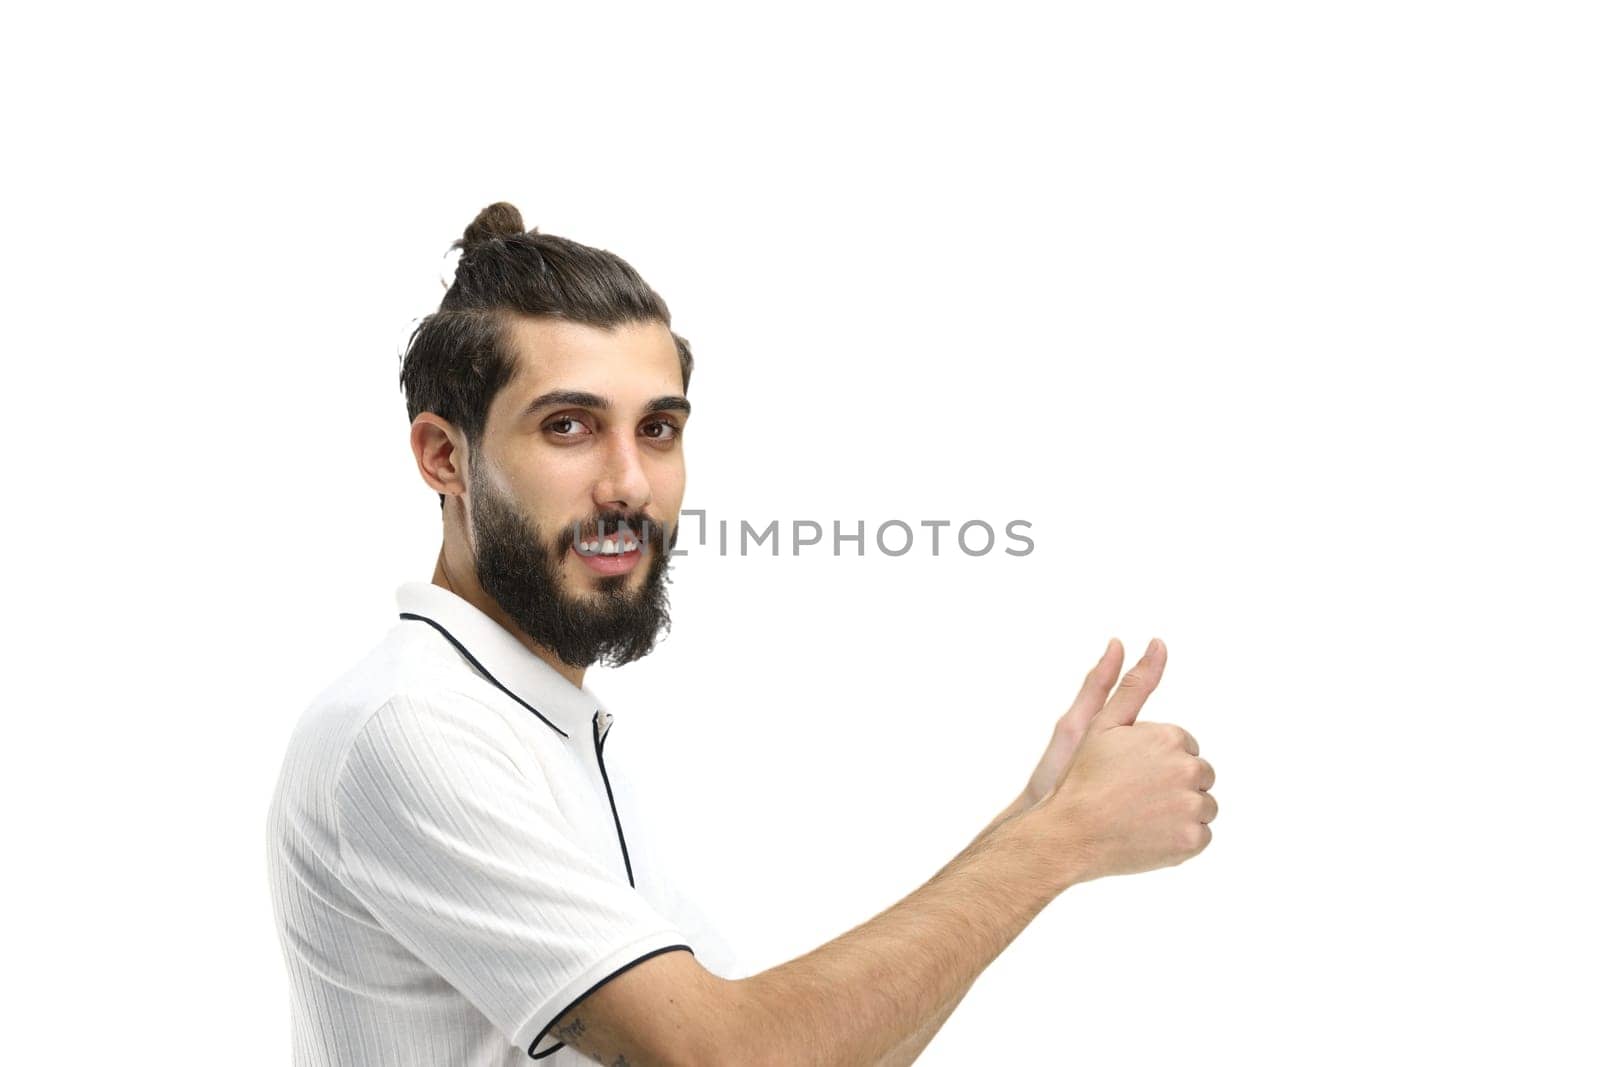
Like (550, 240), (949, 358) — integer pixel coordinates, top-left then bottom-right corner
(551, 1010), (646, 1065)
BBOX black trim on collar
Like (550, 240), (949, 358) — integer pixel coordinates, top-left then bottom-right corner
(398, 612), (569, 740)
(526, 944), (695, 1059)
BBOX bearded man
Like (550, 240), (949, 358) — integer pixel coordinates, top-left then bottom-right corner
(266, 202), (1217, 1067)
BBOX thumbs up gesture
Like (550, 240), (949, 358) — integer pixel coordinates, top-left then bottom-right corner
(1025, 638), (1217, 885)
(1017, 637), (1128, 809)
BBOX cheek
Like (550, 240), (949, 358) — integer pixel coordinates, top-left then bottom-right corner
(505, 471), (585, 531)
(652, 466), (686, 512)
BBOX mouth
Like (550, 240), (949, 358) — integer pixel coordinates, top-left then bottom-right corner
(570, 533), (644, 576)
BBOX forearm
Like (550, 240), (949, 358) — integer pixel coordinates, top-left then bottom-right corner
(876, 991), (962, 1067)
(875, 795), (1031, 1067)
(728, 797), (1062, 1067)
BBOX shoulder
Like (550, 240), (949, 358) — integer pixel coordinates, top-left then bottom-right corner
(327, 689), (569, 865)
(271, 639), (556, 842)
(333, 686), (558, 806)
(284, 617), (554, 775)
(267, 620), (569, 886)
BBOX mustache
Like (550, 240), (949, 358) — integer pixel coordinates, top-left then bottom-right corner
(556, 512), (675, 554)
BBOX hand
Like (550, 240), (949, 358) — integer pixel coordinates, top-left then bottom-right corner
(1017, 638), (1127, 811)
(1044, 638), (1218, 885)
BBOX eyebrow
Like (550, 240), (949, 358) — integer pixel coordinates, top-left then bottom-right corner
(520, 389), (691, 419)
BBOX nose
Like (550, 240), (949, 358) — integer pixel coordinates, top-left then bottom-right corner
(593, 432), (652, 513)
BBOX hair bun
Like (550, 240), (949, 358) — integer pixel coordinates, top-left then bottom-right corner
(456, 202), (526, 250)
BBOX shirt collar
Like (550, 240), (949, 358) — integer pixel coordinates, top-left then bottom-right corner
(394, 581), (607, 742)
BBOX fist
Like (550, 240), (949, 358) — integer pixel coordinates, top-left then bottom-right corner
(1045, 639), (1217, 884)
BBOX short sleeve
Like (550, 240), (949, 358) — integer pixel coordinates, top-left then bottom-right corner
(334, 694), (693, 1058)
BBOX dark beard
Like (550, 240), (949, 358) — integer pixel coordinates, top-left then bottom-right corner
(468, 465), (676, 669)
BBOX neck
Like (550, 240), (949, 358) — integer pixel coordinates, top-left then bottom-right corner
(430, 547), (588, 690)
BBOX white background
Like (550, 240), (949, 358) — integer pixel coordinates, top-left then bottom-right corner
(5, 2), (1596, 1063)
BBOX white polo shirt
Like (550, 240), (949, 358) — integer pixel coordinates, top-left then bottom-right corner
(266, 581), (734, 1066)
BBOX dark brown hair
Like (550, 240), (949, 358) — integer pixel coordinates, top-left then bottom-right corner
(399, 202), (695, 508)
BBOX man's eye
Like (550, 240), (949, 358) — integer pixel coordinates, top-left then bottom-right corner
(642, 420), (681, 442)
(546, 416), (589, 437)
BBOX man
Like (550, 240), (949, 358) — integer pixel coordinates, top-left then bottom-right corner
(266, 202), (1218, 1066)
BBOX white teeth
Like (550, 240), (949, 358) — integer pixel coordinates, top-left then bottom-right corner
(577, 535), (640, 556)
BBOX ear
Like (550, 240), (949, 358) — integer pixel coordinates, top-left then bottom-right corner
(412, 414), (469, 503)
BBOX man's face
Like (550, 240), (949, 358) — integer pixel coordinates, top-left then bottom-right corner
(465, 316), (688, 668)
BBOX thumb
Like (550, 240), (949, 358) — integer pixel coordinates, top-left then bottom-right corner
(1090, 637), (1167, 731)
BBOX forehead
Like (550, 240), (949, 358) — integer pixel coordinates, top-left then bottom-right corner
(493, 315), (683, 419)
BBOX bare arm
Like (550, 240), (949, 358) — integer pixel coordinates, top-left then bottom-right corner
(542, 798), (1074, 1067)
(872, 640), (1137, 1065)
(875, 793), (1031, 1067)
(725, 800), (1074, 1067)
(547, 639), (1214, 1067)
